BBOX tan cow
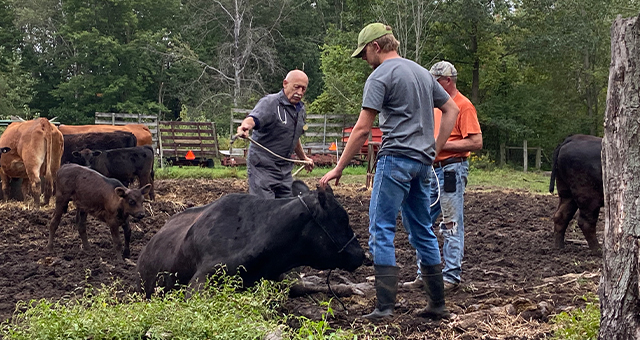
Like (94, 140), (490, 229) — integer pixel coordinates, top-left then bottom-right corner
(0, 118), (64, 207)
(57, 124), (152, 146)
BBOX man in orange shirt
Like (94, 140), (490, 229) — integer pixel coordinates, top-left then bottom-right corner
(403, 61), (483, 291)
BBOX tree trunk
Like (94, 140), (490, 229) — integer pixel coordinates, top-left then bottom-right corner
(599, 13), (640, 340)
(470, 22), (479, 103)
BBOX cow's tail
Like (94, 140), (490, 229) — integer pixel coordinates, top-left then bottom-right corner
(549, 136), (571, 193)
(44, 119), (54, 195)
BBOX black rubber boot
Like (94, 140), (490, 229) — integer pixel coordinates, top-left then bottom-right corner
(416, 264), (451, 320)
(363, 265), (399, 319)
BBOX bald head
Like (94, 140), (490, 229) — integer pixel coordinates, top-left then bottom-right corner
(283, 70), (308, 104)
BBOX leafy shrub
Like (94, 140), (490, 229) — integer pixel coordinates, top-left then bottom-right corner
(552, 294), (600, 340)
(469, 152), (495, 170)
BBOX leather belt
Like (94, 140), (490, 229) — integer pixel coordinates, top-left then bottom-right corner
(433, 157), (467, 168)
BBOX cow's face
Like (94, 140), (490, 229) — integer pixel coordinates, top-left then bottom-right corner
(302, 187), (365, 272)
(115, 184), (151, 219)
(73, 149), (103, 166)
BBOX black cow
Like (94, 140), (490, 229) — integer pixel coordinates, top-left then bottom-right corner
(48, 164), (151, 260)
(61, 131), (137, 165)
(549, 134), (602, 253)
(136, 181), (365, 298)
(74, 145), (155, 200)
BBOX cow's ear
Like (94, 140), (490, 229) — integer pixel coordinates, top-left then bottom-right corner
(0, 147), (10, 153)
(291, 180), (309, 196)
(115, 187), (127, 198)
(92, 150), (102, 157)
(316, 183), (334, 196)
(140, 184), (152, 196)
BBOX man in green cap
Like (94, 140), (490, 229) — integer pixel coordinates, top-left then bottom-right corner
(319, 23), (460, 320)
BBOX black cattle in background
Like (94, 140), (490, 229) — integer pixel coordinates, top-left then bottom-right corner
(74, 146), (155, 200)
(61, 131), (137, 165)
(136, 180), (365, 298)
(549, 134), (602, 253)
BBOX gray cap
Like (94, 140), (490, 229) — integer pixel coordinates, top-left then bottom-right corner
(430, 61), (457, 77)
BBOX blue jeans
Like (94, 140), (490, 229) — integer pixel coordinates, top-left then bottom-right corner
(369, 155), (441, 267)
(415, 160), (469, 283)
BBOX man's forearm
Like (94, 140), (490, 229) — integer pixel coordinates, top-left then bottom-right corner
(294, 140), (307, 159)
(442, 134), (483, 153)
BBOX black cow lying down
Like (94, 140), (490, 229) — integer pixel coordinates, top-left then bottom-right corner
(136, 181), (365, 298)
(549, 134), (602, 253)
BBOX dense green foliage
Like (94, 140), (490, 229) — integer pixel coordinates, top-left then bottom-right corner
(2, 0), (639, 165)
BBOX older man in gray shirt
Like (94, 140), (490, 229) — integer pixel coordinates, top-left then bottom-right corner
(237, 70), (314, 198)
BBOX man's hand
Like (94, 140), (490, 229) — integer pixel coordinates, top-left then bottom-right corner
(319, 167), (343, 188)
(236, 125), (250, 139)
(304, 156), (314, 172)
(236, 117), (256, 139)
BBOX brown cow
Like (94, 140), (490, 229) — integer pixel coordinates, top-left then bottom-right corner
(0, 118), (64, 207)
(57, 124), (152, 146)
(48, 163), (151, 260)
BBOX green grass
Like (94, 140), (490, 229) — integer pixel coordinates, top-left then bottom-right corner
(468, 167), (551, 194)
(0, 274), (364, 340)
(154, 163), (370, 184)
(155, 162), (552, 193)
(552, 294), (600, 340)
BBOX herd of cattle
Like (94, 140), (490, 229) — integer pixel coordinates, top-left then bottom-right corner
(0, 119), (604, 297)
(0, 118), (156, 258)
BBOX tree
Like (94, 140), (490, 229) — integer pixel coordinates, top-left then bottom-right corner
(599, 13), (640, 340)
(307, 26), (370, 117)
(181, 0), (300, 108)
(370, 0), (437, 62)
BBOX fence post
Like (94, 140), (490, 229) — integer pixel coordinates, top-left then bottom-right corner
(536, 147), (541, 170)
(158, 121), (164, 169)
(111, 112), (115, 126)
(523, 139), (528, 172)
(500, 143), (505, 166)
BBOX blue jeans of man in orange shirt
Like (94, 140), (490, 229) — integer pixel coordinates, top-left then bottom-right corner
(411, 160), (469, 286)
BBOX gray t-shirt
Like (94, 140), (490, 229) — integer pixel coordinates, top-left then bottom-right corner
(248, 90), (306, 169)
(362, 58), (450, 164)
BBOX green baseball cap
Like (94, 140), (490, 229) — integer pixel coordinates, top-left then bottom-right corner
(352, 23), (393, 58)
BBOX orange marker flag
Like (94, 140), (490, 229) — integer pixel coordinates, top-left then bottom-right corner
(185, 150), (196, 160)
(328, 142), (337, 151)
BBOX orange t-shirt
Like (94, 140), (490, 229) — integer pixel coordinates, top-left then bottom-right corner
(433, 92), (482, 162)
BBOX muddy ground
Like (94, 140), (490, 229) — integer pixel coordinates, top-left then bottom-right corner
(0, 178), (602, 339)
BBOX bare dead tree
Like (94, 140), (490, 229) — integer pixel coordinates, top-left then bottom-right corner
(371, 0), (438, 62)
(182, 0), (299, 108)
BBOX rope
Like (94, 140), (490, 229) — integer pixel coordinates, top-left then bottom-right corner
(326, 270), (348, 312)
(232, 134), (312, 165)
(431, 166), (440, 208)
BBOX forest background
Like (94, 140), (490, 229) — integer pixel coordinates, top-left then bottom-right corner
(0, 0), (638, 168)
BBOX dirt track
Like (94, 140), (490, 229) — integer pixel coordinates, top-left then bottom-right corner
(0, 178), (602, 339)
